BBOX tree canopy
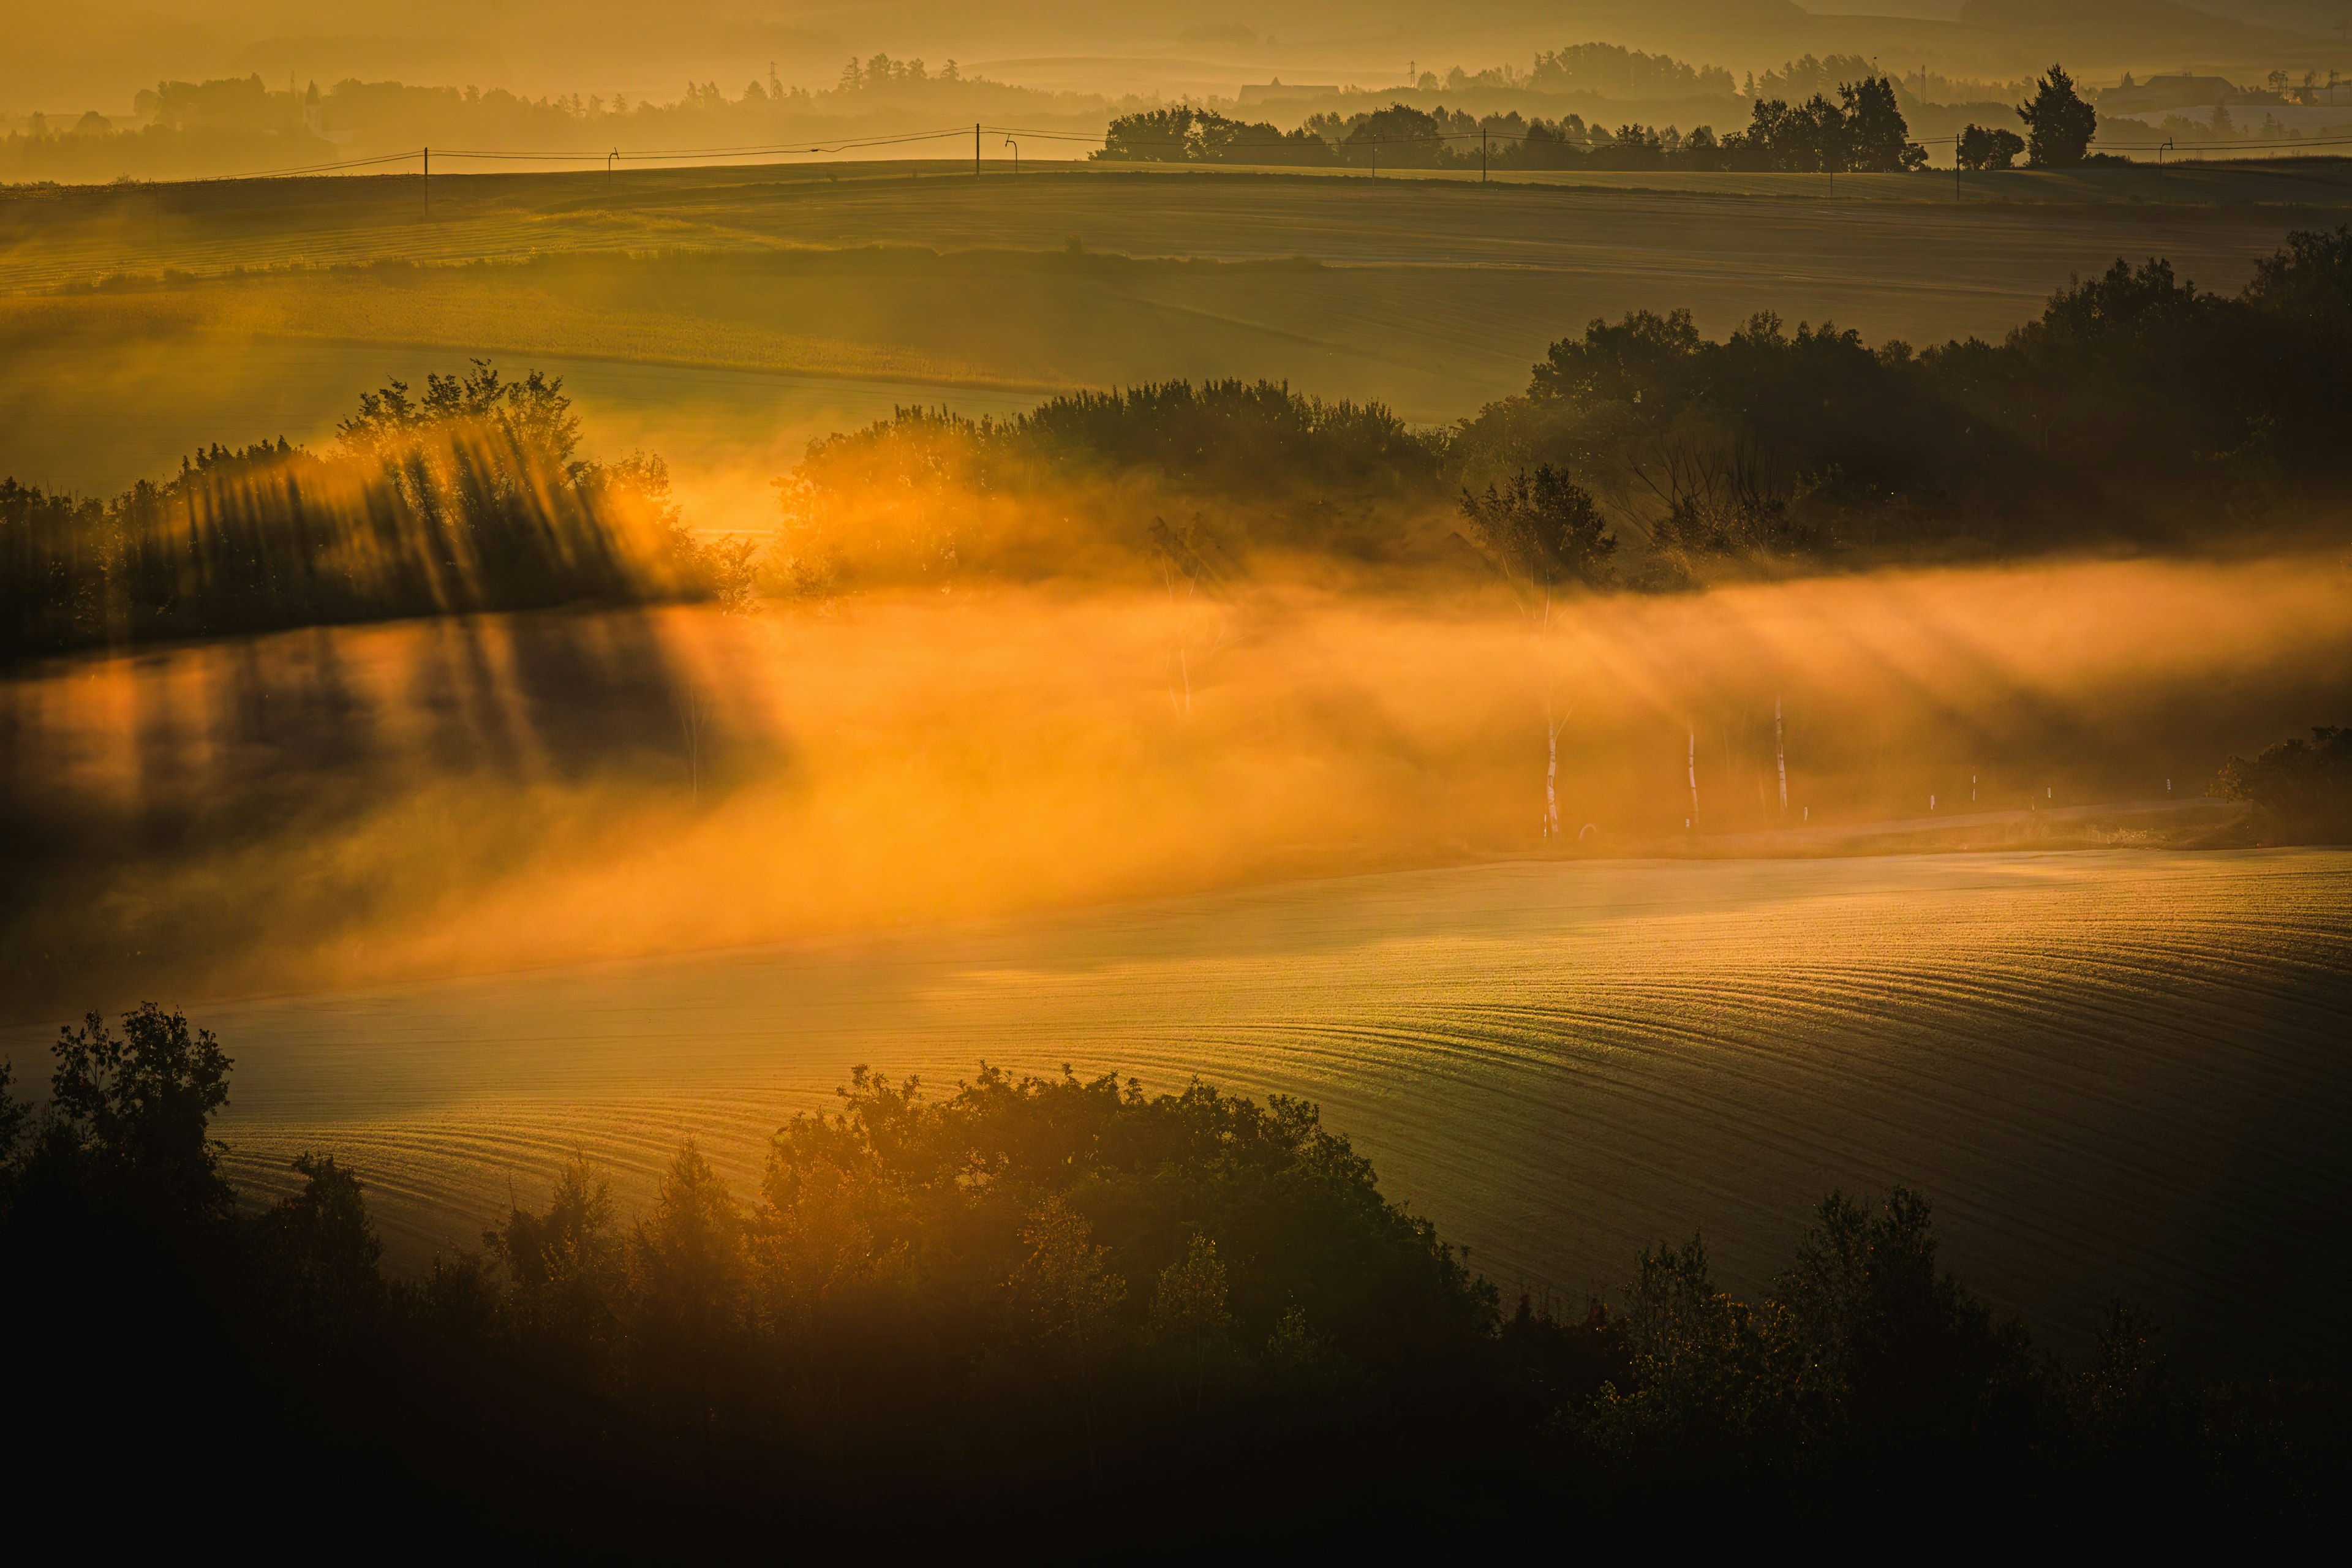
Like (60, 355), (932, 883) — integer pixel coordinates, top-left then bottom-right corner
(4, 1017), (2343, 1551)
(2019, 64), (2099, 168)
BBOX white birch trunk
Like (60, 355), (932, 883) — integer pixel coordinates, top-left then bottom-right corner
(1775, 696), (1789, 818)
(1545, 723), (1560, 839)
(1687, 724), (1698, 828)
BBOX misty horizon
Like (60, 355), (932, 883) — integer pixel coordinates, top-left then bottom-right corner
(4, 0), (2349, 1550)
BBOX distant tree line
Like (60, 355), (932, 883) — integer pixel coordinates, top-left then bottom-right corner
(1097, 105), (1337, 166)
(2, 1009), (2342, 1551)
(1407, 43), (1737, 99)
(0, 66), (1101, 183)
(1529, 43), (1738, 99)
(0, 363), (734, 661)
(1100, 74), (1927, 174)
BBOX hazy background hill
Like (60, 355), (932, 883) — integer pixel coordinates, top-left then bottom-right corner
(12, 1), (2349, 117)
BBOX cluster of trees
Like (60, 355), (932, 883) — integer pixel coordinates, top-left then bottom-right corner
(1447, 224), (2352, 573)
(1103, 74), (1924, 175)
(1525, 44), (1737, 99)
(1100, 59), (2119, 177)
(0, 363), (722, 660)
(2215, 726), (2351, 842)
(29, 230), (2339, 652)
(776, 379), (1442, 588)
(772, 227), (2352, 599)
(2, 1008), (2341, 1549)
(1728, 76), (1926, 172)
(1097, 105), (1336, 166)
(1749, 53), (1890, 105)
(3, 74), (334, 181)
(1959, 64), (2103, 169)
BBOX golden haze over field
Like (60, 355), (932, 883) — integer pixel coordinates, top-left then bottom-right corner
(9, 552), (2347, 1009)
(8, 23), (2352, 1541)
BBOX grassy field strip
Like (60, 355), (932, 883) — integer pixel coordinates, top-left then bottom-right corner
(3, 168), (2328, 298)
(31, 848), (2334, 1377)
(6, 190), (2323, 497)
(0, 333), (1047, 506)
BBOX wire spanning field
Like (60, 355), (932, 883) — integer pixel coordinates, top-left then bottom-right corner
(28, 848), (2335, 1378)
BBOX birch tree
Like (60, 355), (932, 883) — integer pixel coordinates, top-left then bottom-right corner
(1147, 514), (1227, 717)
(1459, 466), (1615, 837)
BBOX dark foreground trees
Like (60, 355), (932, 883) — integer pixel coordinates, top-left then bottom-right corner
(2, 1011), (2343, 1554)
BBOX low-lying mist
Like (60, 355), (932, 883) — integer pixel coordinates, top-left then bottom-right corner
(6, 549), (2346, 1017)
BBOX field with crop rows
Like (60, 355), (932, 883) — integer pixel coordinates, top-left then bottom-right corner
(12, 848), (2336, 1376)
(6, 163), (2345, 503)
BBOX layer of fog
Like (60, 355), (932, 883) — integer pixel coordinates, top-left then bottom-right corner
(6, 550), (2346, 1017)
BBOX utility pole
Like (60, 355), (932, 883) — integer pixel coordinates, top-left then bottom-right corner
(975, 121), (981, 175)
(423, 146), (429, 216)
(1481, 126), (1488, 182)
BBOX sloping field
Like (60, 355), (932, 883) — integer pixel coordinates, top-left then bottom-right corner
(8, 162), (2351, 295)
(15, 848), (2339, 1376)
(4, 166), (2338, 501)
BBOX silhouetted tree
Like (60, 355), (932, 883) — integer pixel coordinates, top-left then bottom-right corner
(1460, 466), (1616, 597)
(255, 1152), (386, 1332)
(43, 1003), (234, 1227)
(1839, 77), (1928, 172)
(488, 1155), (623, 1362)
(1956, 123), (2025, 170)
(2214, 725), (2351, 842)
(1149, 1231), (1234, 1401)
(2019, 64), (2098, 167)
